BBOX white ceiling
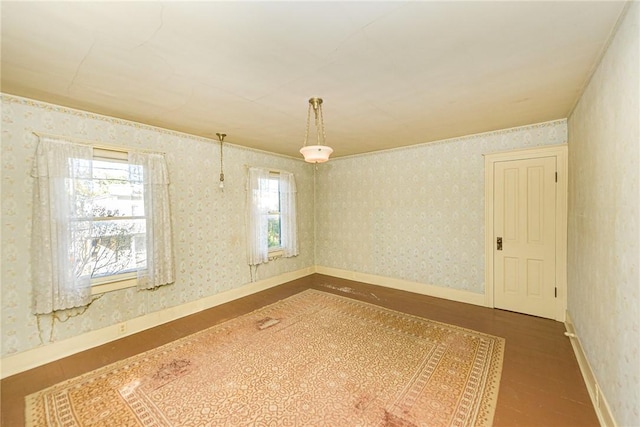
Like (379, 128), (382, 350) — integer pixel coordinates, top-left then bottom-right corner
(1, 1), (627, 158)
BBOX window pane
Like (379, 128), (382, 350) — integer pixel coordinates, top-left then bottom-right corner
(267, 213), (281, 249)
(91, 160), (144, 218)
(72, 157), (148, 282)
(263, 177), (280, 213)
(76, 218), (146, 279)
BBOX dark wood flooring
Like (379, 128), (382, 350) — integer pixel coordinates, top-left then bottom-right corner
(1, 274), (598, 426)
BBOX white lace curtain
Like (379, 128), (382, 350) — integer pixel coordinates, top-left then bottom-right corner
(129, 151), (175, 290)
(246, 167), (271, 265)
(246, 167), (298, 265)
(32, 137), (94, 314)
(31, 137), (175, 315)
(279, 171), (298, 258)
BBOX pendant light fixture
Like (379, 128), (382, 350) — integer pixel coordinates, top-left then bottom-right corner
(216, 132), (226, 189)
(300, 97), (333, 163)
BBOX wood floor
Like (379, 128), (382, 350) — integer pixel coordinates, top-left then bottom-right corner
(1, 274), (598, 426)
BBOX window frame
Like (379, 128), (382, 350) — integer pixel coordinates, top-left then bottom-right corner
(247, 166), (297, 265)
(266, 171), (284, 259)
(87, 147), (143, 294)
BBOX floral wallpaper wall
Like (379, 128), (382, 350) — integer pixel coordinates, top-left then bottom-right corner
(568, 3), (639, 426)
(1, 94), (570, 365)
(1, 95), (315, 357)
(315, 120), (567, 294)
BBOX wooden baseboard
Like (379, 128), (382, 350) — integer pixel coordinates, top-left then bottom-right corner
(314, 266), (486, 306)
(0, 267), (315, 379)
(565, 311), (617, 427)
(1, 266), (489, 378)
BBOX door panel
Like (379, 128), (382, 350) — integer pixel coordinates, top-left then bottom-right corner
(494, 156), (556, 319)
(526, 259), (542, 296)
(503, 257), (519, 294)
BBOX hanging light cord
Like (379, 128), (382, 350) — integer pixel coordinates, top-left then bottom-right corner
(303, 99), (326, 147)
(216, 133), (226, 185)
(220, 139), (224, 181)
(303, 102), (312, 147)
(316, 102), (326, 146)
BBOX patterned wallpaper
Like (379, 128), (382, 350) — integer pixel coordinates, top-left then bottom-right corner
(315, 121), (567, 294)
(1, 95), (315, 357)
(1, 94), (570, 365)
(567, 3), (639, 426)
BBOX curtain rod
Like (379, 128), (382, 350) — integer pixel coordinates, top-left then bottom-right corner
(244, 164), (292, 175)
(32, 131), (166, 155)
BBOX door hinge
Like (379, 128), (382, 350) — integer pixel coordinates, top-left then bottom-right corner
(555, 287), (557, 298)
(555, 172), (558, 182)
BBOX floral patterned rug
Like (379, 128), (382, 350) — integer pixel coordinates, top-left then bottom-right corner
(26, 290), (505, 426)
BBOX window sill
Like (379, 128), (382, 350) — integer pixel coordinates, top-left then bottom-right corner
(268, 249), (284, 260)
(91, 275), (137, 295)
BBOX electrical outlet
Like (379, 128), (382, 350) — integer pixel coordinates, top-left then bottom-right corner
(118, 323), (126, 335)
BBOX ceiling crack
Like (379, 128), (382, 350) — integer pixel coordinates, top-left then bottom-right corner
(132, 3), (165, 50)
(67, 39), (97, 95)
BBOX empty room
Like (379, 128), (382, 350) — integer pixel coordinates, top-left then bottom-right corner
(1, 1), (638, 426)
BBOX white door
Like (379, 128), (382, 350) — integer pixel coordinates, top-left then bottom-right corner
(493, 156), (557, 319)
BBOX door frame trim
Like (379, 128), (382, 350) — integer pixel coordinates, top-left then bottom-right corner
(484, 144), (568, 321)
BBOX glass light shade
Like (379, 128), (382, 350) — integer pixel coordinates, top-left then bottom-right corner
(300, 145), (333, 163)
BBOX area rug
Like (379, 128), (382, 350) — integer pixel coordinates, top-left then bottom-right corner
(26, 289), (505, 426)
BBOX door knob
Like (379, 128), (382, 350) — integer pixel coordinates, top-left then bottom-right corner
(497, 237), (503, 251)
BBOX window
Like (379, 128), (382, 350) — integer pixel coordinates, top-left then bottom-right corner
(265, 173), (282, 252)
(32, 136), (175, 315)
(246, 167), (298, 265)
(75, 151), (146, 286)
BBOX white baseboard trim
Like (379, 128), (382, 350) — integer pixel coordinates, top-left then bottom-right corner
(565, 311), (617, 427)
(0, 267), (314, 379)
(315, 266), (487, 307)
(1, 266), (488, 378)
